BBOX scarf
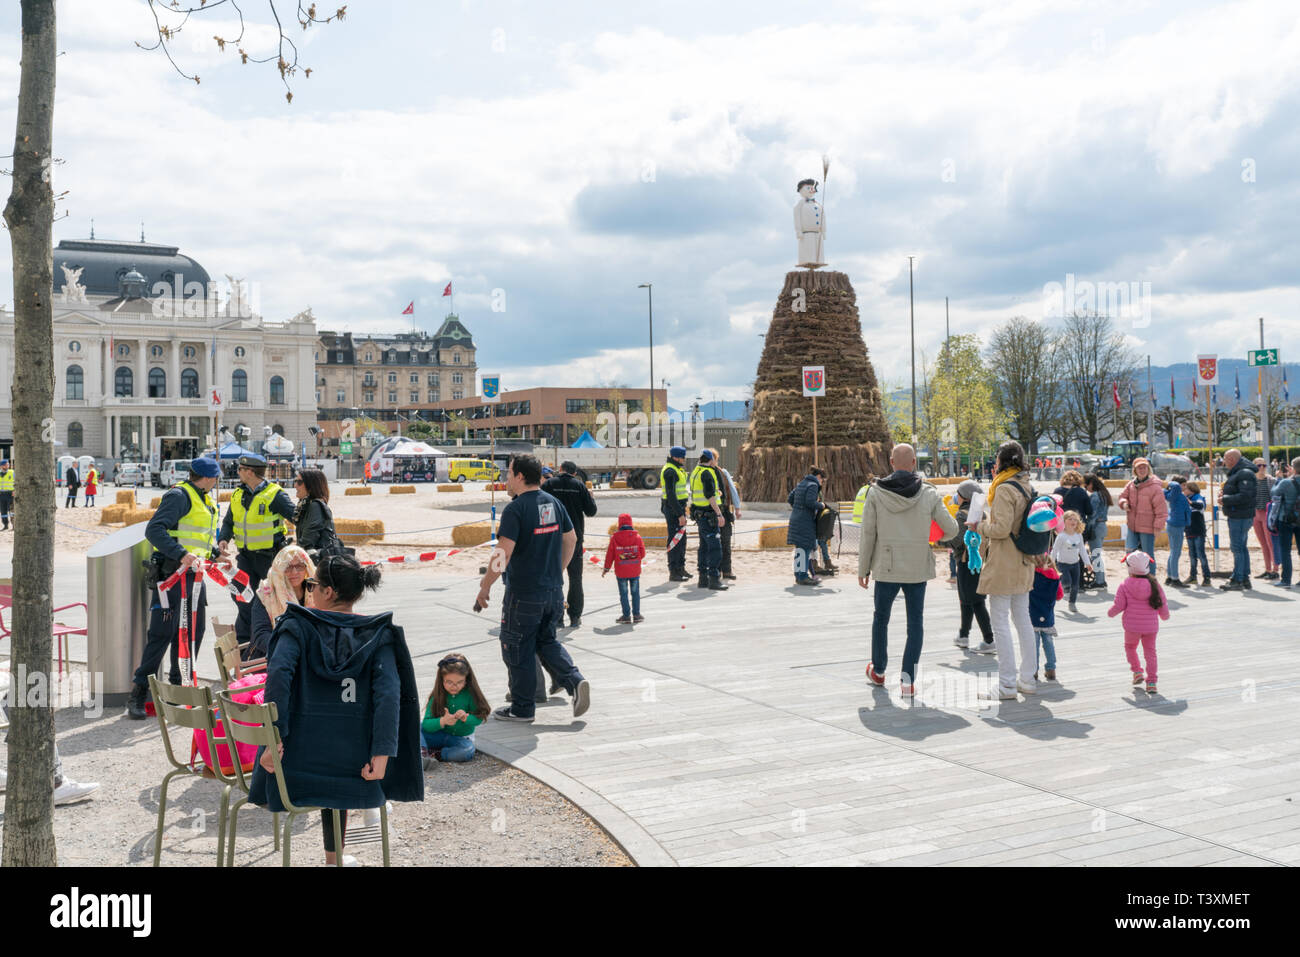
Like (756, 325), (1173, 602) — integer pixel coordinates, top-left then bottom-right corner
(987, 466), (1021, 503)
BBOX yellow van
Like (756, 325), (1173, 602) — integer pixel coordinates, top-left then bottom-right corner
(448, 459), (501, 483)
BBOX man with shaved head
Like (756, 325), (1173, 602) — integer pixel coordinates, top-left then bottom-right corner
(1219, 448), (1258, 590)
(857, 443), (957, 698)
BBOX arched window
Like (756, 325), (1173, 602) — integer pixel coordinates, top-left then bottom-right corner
(232, 369), (248, 402)
(272, 423), (284, 436)
(148, 367), (166, 398)
(181, 368), (199, 398)
(66, 365), (84, 400)
(269, 375), (285, 405)
(115, 367), (133, 397)
(68, 422), (83, 448)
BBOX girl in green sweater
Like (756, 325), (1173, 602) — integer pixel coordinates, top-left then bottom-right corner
(422, 654), (491, 766)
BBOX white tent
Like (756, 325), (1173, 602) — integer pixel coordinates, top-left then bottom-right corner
(386, 441), (444, 457)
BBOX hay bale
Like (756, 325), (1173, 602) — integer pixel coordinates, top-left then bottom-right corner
(758, 522), (789, 548)
(485, 482), (508, 492)
(585, 481), (594, 489)
(218, 490), (233, 503)
(1104, 479), (1127, 489)
(610, 480), (629, 490)
(345, 486), (373, 496)
(115, 490), (135, 505)
(452, 521), (494, 546)
(437, 484), (463, 493)
(100, 504), (129, 525)
(335, 518), (384, 545)
(607, 520), (668, 549)
(389, 485), (416, 495)
(123, 508), (155, 527)
(1103, 528), (1168, 549)
(149, 496), (162, 509)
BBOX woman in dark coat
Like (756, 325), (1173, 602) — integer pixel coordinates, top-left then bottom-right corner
(1052, 470), (1092, 525)
(292, 467), (342, 555)
(64, 464), (80, 508)
(787, 467), (825, 585)
(250, 554), (424, 866)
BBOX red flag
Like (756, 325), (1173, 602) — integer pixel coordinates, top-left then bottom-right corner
(442, 282), (452, 297)
(1112, 382), (1121, 409)
(401, 302), (414, 315)
(1192, 377), (1198, 403)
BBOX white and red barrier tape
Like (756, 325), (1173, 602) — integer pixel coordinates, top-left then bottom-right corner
(157, 561), (254, 609)
(358, 540), (653, 570)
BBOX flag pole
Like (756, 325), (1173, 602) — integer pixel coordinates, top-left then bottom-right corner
(812, 394), (819, 467)
(1207, 381), (1218, 573)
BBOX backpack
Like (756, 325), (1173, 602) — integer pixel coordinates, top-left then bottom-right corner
(1003, 479), (1053, 555)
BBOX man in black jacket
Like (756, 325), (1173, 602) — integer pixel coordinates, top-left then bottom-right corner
(660, 446), (691, 581)
(543, 461), (598, 627)
(1219, 448), (1258, 591)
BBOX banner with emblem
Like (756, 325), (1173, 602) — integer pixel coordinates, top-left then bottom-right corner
(482, 374), (501, 403)
(1196, 355), (1219, 387)
(802, 366), (826, 398)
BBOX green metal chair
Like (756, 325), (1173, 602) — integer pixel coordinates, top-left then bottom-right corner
(148, 677), (236, 867)
(218, 691), (389, 867)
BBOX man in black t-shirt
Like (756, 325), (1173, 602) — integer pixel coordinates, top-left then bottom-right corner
(542, 460), (598, 627)
(476, 454), (591, 722)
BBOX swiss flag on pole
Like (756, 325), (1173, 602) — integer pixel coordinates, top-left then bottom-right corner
(1112, 382), (1121, 409)
(401, 302), (414, 315)
(442, 282), (452, 297)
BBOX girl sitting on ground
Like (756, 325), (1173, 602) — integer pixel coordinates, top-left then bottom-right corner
(421, 654), (491, 766)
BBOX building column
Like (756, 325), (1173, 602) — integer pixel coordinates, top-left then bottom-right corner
(136, 339), (147, 398)
(169, 339), (181, 398)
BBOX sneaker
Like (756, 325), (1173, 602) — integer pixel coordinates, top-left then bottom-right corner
(865, 663), (885, 686)
(954, 634), (970, 649)
(1168, 579), (1186, 589)
(1219, 581), (1243, 591)
(492, 705), (535, 723)
(572, 679), (591, 718)
(722, 573), (737, 580)
(341, 854), (361, 867)
(1016, 678), (1038, 695)
(794, 577), (820, 586)
(978, 684), (1017, 701)
(899, 682), (916, 698)
(1270, 580), (1291, 587)
(632, 614), (645, 623)
(1132, 671), (1144, 685)
(615, 615), (632, 624)
(1201, 575), (1212, 586)
(974, 641), (996, 655)
(421, 749), (436, 770)
(1243, 578), (1252, 591)
(52, 778), (100, 806)
(1254, 571), (1273, 579)
(1183, 576), (1199, 586)
(1145, 681), (1158, 694)
(1044, 669), (1056, 681)
(569, 617), (582, 628)
(1068, 603), (1078, 614)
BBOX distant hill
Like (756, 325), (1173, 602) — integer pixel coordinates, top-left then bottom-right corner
(666, 400), (751, 420)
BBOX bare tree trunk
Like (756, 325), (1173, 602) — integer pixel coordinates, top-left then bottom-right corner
(2, 0), (57, 868)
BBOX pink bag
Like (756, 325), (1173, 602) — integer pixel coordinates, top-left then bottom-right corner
(193, 674), (266, 775)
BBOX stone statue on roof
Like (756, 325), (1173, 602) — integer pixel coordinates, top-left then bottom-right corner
(61, 264), (88, 303)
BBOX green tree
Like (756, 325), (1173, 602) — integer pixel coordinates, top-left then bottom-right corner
(985, 317), (1061, 453)
(930, 334), (1000, 468)
(881, 380), (914, 444)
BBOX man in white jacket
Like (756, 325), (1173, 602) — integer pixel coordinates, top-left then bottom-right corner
(858, 444), (958, 697)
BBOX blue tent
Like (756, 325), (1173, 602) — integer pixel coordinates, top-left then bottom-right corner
(218, 442), (258, 459)
(571, 430), (603, 449)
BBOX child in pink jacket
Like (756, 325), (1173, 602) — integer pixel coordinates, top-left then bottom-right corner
(1107, 551), (1169, 694)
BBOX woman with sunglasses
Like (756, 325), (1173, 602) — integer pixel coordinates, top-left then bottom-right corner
(292, 468), (344, 556)
(249, 554), (424, 866)
(248, 545), (315, 659)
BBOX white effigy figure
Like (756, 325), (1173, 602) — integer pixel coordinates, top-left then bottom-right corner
(793, 178), (826, 268)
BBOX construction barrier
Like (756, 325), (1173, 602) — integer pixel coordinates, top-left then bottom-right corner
(344, 486), (373, 496)
(389, 485), (416, 495)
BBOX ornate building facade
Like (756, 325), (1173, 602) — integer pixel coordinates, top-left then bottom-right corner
(0, 238), (318, 461)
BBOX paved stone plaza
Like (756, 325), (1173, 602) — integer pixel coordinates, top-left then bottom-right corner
(29, 543), (1300, 867)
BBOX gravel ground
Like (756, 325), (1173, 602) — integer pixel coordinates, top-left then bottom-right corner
(0, 683), (631, 867)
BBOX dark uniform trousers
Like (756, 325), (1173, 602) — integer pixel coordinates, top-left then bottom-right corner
(133, 570), (208, 688)
(719, 506), (735, 575)
(564, 540), (586, 623)
(663, 506), (688, 572)
(0, 492), (13, 529)
(694, 509), (722, 578)
(233, 548), (277, 646)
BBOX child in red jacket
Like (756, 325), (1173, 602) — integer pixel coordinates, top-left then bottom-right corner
(603, 513), (646, 625)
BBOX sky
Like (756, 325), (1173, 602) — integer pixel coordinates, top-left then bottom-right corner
(2, 0), (1297, 410)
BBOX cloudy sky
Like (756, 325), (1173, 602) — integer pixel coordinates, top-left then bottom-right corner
(2, 0), (1297, 409)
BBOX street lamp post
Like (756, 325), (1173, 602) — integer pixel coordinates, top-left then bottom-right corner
(908, 255), (916, 442)
(638, 283), (655, 422)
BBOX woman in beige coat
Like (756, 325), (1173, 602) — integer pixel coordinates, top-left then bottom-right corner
(975, 441), (1039, 700)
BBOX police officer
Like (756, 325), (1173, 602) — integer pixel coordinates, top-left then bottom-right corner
(0, 460), (14, 530)
(660, 446), (690, 581)
(689, 450), (728, 590)
(217, 453), (297, 650)
(127, 456), (222, 719)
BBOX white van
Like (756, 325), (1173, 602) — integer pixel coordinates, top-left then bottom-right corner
(159, 459), (191, 487)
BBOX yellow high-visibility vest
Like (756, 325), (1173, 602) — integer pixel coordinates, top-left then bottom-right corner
(228, 482), (287, 551)
(162, 482), (219, 558)
(852, 484), (869, 524)
(688, 466), (718, 508)
(0, 470), (13, 493)
(660, 462), (688, 501)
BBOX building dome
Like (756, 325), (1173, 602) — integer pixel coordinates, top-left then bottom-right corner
(54, 238), (211, 299)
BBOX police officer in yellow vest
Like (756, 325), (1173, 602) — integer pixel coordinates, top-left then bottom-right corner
(660, 446), (691, 581)
(689, 450), (728, 590)
(217, 453), (297, 651)
(0, 460), (14, 531)
(127, 456), (222, 719)
(852, 483), (870, 524)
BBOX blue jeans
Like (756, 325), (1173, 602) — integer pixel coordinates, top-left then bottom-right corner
(420, 729), (476, 762)
(871, 580), (927, 684)
(617, 576), (641, 617)
(1165, 525), (1186, 580)
(1058, 560), (1081, 605)
(1276, 522), (1299, 585)
(1188, 535), (1210, 578)
(819, 539), (833, 566)
(1227, 517), (1252, 582)
(1035, 629), (1056, 672)
(694, 511), (721, 578)
(1125, 529), (1156, 575)
(498, 587), (584, 719)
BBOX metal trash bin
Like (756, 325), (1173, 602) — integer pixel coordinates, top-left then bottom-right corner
(86, 523), (153, 707)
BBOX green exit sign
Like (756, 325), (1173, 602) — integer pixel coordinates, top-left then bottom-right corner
(1248, 349), (1279, 366)
(340, 441), (354, 454)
